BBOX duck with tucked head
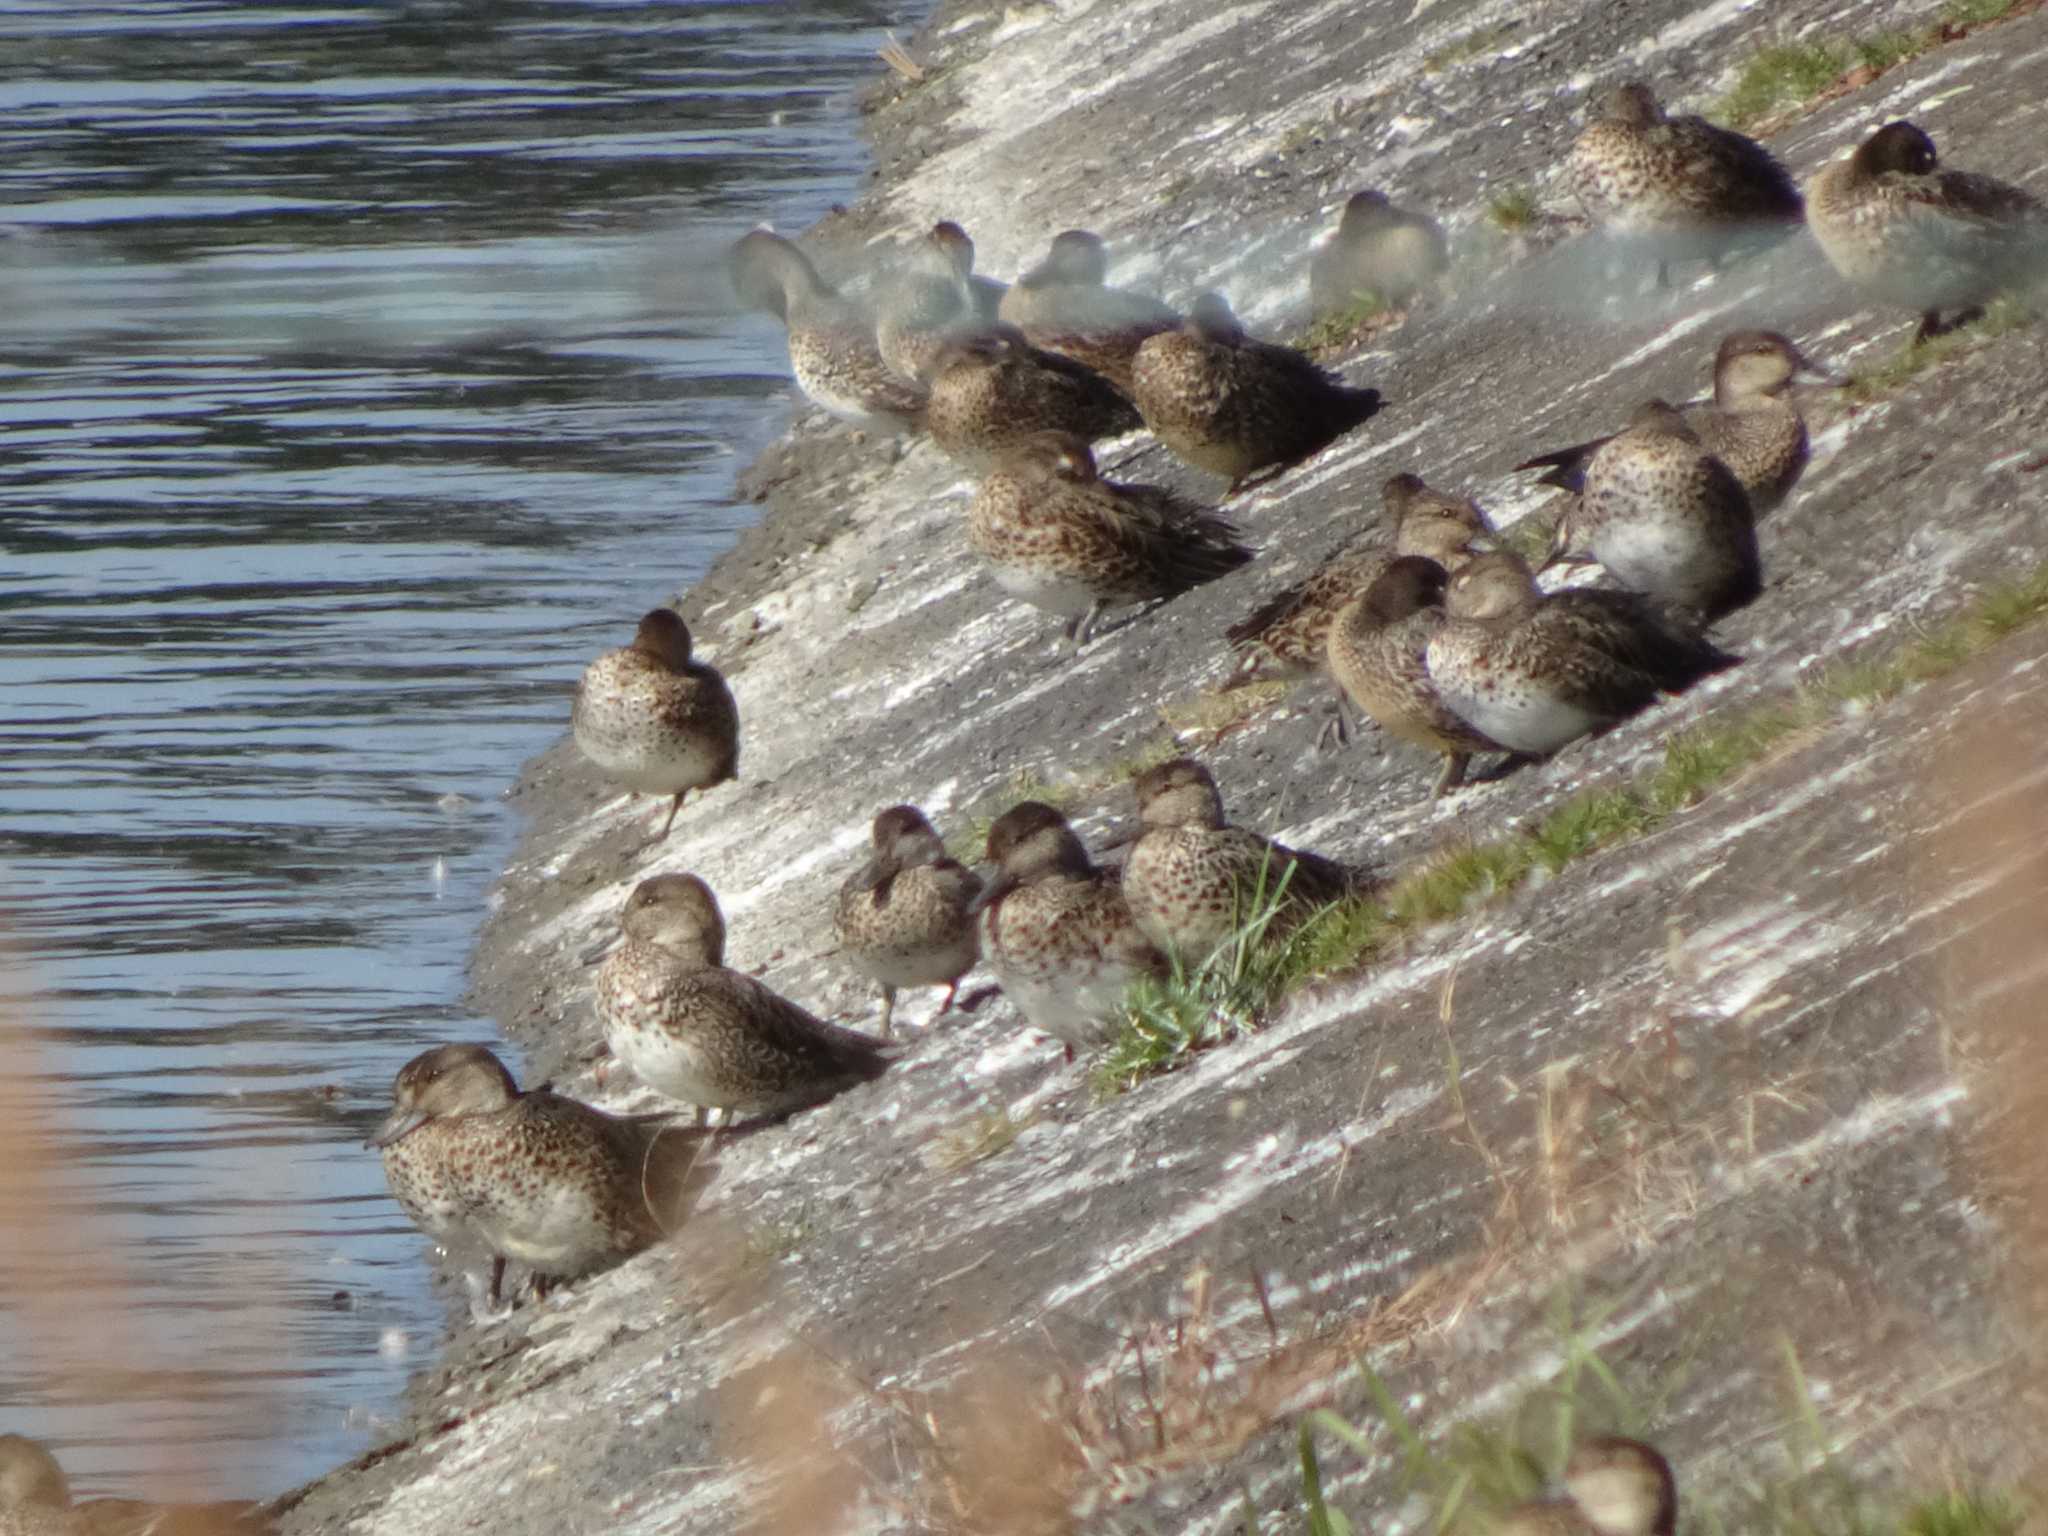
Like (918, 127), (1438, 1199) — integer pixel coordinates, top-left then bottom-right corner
(1309, 189), (1450, 315)
(1132, 291), (1383, 496)
(971, 802), (1165, 1053)
(572, 608), (739, 841)
(834, 805), (982, 1038)
(925, 325), (1140, 469)
(598, 873), (890, 1123)
(1806, 118), (2047, 342)
(1544, 401), (1760, 625)
(967, 430), (1252, 647)
(1497, 1436), (1678, 1536)
(1568, 80), (1803, 287)
(1121, 758), (1363, 961)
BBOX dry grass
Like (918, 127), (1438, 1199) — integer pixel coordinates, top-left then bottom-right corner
(878, 34), (927, 83)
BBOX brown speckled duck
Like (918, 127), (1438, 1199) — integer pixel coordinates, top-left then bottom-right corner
(1807, 119), (2047, 342)
(1426, 550), (1738, 759)
(1543, 400), (1760, 623)
(1227, 471), (1493, 678)
(972, 802), (1166, 1052)
(369, 1044), (682, 1312)
(1498, 1437), (1678, 1536)
(1516, 331), (1836, 518)
(997, 229), (1180, 395)
(1309, 190), (1450, 313)
(1131, 291), (1382, 495)
(572, 608), (739, 839)
(1121, 759), (1359, 959)
(925, 325), (1140, 469)
(967, 430), (1252, 645)
(728, 228), (928, 432)
(597, 874), (890, 1123)
(833, 805), (982, 1037)
(1327, 556), (1506, 799)
(1568, 81), (1803, 286)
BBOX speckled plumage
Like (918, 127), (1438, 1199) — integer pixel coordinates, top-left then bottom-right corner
(1228, 472), (1493, 675)
(833, 804), (982, 1037)
(1327, 556), (1505, 798)
(1548, 400), (1760, 623)
(1807, 119), (2047, 342)
(1500, 1437), (1678, 1536)
(925, 326), (1140, 469)
(1131, 291), (1382, 495)
(572, 608), (739, 839)
(728, 228), (928, 432)
(370, 1044), (673, 1309)
(967, 430), (1253, 644)
(1568, 81), (1802, 284)
(1518, 332), (1833, 519)
(974, 802), (1166, 1050)
(597, 873), (889, 1121)
(1427, 551), (1737, 756)
(1121, 759), (1359, 958)
(876, 221), (1005, 384)
(996, 229), (1180, 396)
(1309, 190), (1450, 313)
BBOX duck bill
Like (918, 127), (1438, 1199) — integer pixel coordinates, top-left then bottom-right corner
(1791, 348), (1846, 388)
(964, 867), (1014, 917)
(846, 855), (888, 895)
(366, 1105), (427, 1150)
(1095, 822), (1140, 854)
(577, 933), (618, 967)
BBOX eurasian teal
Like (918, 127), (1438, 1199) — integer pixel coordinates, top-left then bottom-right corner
(834, 804), (982, 1038)
(1568, 81), (1802, 286)
(1326, 556), (1506, 798)
(876, 220), (1005, 384)
(925, 326), (1140, 469)
(1426, 550), (1737, 757)
(1121, 758), (1358, 959)
(1131, 291), (1382, 495)
(1807, 119), (2047, 342)
(997, 228), (1180, 396)
(971, 801), (1166, 1051)
(1309, 190), (1450, 314)
(1499, 1437), (1677, 1536)
(1517, 332), (1836, 518)
(572, 608), (739, 840)
(728, 228), (928, 432)
(597, 873), (889, 1122)
(370, 1044), (682, 1311)
(1544, 400), (1760, 623)
(1228, 472), (1493, 677)
(967, 430), (1252, 645)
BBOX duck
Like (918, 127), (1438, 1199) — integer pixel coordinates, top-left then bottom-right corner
(1806, 118), (2047, 342)
(1516, 331), (1837, 518)
(925, 325), (1140, 469)
(727, 228), (928, 432)
(997, 228), (1180, 395)
(875, 220), (1005, 384)
(1131, 291), (1382, 495)
(572, 608), (739, 840)
(1568, 81), (1803, 286)
(1309, 189), (1450, 314)
(967, 430), (1252, 645)
(833, 805), (982, 1037)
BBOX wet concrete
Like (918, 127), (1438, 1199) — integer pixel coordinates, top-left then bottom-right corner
(281, 0), (2048, 1530)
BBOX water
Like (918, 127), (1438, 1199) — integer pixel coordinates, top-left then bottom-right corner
(0, 0), (910, 1502)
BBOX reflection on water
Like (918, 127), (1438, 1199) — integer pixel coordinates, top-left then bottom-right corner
(0, 0), (904, 1500)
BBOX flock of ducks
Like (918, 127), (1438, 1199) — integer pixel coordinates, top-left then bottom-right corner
(291, 68), (2047, 1529)
(361, 80), (2046, 1315)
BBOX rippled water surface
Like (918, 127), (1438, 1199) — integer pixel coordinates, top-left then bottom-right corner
(0, 0), (904, 1499)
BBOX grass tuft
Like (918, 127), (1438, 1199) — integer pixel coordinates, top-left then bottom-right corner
(1719, 40), (1847, 128)
(1424, 21), (1516, 73)
(927, 1107), (1037, 1172)
(1942, 0), (2029, 24)
(1901, 1492), (2027, 1536)
(1095, 860), (1340, 1094)
(1300, 293), (1396, 359)
(1486, 186), (1539, 233)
